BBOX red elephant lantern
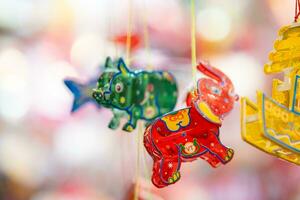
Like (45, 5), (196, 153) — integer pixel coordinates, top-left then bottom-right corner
(144, 62), (239, 188)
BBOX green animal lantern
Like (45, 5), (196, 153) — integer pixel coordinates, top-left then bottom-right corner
(93, 58), (178, 132)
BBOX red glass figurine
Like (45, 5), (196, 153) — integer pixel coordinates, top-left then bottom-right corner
(144, 62), (239, 188)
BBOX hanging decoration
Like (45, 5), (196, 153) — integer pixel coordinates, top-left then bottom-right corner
(241, 3), (300, 165)
(144, 63), (238, 188)
(92, 58), (178, 132)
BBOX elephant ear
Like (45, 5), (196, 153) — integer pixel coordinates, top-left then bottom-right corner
(117, 58), (130, 75)
(197, 62), (234, 89)
(197, 62), (222, 83)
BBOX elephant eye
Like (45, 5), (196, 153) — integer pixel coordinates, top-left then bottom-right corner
(115, 82), (124, 93)
(211, 86), (221, 95)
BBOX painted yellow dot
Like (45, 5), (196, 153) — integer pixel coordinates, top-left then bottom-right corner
(127, 126), (133, 131)
(120, 96), (125, 104)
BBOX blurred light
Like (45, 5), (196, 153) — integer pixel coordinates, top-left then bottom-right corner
(211, 52), (263, 98)
(0, 133), (47, 186)
(134, 49), (167, 70)
(147, 0), (184, 33)
(54, 120), (112, 166)
(0, 48), (29, 122)
(32, 61), (77, 119)
(267, 0), (294, 24)
(70, 33), (115, 74)
(68, 0), (113, 29)
(0, 49), (28, 95)
(167, 184), (209, 200)
(0, 91), (29, 122)
(197, 7), (231, 42)
(48, 0), (74, 31)
(0, 1), (49, 34)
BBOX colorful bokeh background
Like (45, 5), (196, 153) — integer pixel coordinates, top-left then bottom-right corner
(0, 0), (299, 199)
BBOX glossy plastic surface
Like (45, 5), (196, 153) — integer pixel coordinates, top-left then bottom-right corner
(144, 62), (238, 188)
(93, 58), (178, 132)
(242, 23), (300, 165)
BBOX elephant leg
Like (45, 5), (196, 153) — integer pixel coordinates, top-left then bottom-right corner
(163, 156), (181, 185)
(108, 117), (120, 130)
(202, 131), (234, 163)
(152, 155), (181, 188)
(122, 106), (142, 132)
(151, 158), (168, 188)
(108, 109), (121, 129)
(200, 151), (221, 168)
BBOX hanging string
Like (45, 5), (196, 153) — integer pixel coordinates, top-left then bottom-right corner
(134, 121), (143, 200)
(110, 0), (119, 59)
(126, 0), (133, 65)
(140, 0), (153, 197)
(140, 0), (152, 184)
(295, 0), (300, 22)
(190, 0), (197, 88)
(142, 143), (153, 200)
(142, 0), (152, 70)
(136, 1), (153, 199)
(125, 1), (140, 199)
(107, 0), (127, 194)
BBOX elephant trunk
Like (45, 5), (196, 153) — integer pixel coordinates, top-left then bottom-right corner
(197, 62), (238, 101)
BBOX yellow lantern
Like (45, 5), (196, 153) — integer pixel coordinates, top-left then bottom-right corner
(241, 22), (300, 165)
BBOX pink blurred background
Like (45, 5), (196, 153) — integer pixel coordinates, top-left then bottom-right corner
(0, 0), (299, 199)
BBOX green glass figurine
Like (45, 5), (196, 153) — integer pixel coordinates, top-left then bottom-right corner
(93, 58), (178, 132)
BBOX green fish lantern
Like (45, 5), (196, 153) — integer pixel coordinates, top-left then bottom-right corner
(93, 58), (178, 132)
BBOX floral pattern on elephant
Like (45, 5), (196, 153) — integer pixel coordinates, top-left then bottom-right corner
(161, 109), (190, 131)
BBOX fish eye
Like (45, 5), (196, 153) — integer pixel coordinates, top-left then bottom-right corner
(115, 82), (124, 93)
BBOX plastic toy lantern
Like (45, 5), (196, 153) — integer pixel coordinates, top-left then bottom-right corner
(241, 23), (300, 165)
(144, 62), (238, 188)
(93, 58), (178, 132)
